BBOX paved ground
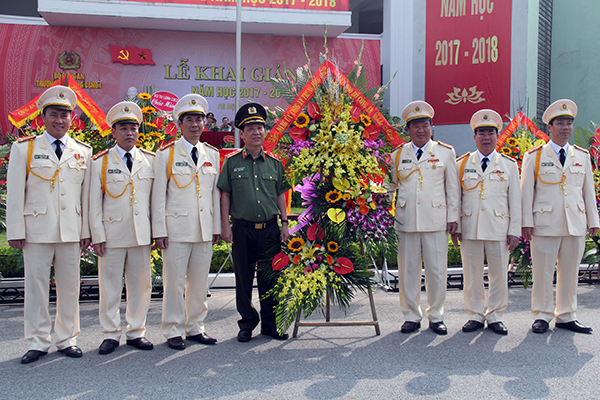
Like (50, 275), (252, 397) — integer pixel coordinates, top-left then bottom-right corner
(1, 284), (600, 399)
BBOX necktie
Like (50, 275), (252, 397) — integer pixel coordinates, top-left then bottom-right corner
(125, 152), (133, 172)
(416, 148), (423, 160)
(559, 148), (566, 166)
(482, 157), (489, 172)
(191, 146), (198, 165)
(53, 139), (63, 160)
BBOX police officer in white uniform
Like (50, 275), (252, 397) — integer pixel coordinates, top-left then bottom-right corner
(522, 99), (599, 334)
(391, 101), (460, 335)
(453, 109), (521, 335)
(152, 94), (221, 349)
(7, 86), (92, 363)
(89, 102), (155, 354)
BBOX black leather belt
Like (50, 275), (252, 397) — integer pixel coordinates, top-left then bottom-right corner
(233, 217), (277, 230)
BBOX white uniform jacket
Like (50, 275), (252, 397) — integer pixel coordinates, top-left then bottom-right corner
(89, 147), (155, 248)
(391, 140), (460, 232)
(457, 151), (521, 240)
(151, 138), (221, 242)
(7, 133), (91, 243)
(521, 143), (599, 236)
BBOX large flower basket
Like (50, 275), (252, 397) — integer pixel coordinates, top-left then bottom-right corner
(262, 53), (405, 335)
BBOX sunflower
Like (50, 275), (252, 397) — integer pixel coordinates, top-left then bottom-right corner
(137, 133), (146, 143)
(501, 146), (512, 155)
(149, 131), (163, 138)
(293, 112), (310, 129)
(325, 189), (343, 203)
(141, 106), (157, 114)
(138, 93), (151, 100)
(342, 193), (351, 201)
(145, 122), (157, 128)
(327, 241), (339, 253)
(287, 237), (305, 252)
(360, 114), (372, 126)
(507, 137), (519, 146)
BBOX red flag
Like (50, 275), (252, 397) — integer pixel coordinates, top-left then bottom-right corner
(110, 45), (155, 65)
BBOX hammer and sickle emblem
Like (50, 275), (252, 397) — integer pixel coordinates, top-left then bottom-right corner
(118, 50), (130, 61)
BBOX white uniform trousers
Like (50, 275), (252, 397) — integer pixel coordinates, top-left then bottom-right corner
(460, 239), (508, 324)
(531, 235), (585, 323)
(161, 241), (212, 339)
(397, 230), (448, 323)
(23, 242), (81, 352)
(98, 245), (152, 341)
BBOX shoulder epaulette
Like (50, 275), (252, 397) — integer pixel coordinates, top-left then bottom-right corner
(92, 148), (109, 160)
(202, 142), (219, 152)
(139, 148), (156, 156)
(266, 151), (282, 161)
(74, 138), (92, 148)
(158, 141), (175, 152)
(574, 144), (589, 154)
(456, 152), (469, 161)
(526, 144), (543, 154)
(437, 141), (453, 149)
(500, 153), (517, 162)
(226, 149), (242, 158)
(16, 135), (35, 143)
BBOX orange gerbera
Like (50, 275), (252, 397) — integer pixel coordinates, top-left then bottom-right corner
(356, 197), (366, 206)
(359, 205), (370, 215)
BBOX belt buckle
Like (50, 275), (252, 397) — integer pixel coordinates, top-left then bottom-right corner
(255, 222), (265, 229)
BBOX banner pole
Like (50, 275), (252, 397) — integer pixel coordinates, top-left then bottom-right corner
(234, 0), (242, 148)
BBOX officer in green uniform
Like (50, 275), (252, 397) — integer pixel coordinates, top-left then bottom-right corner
(217, 102), (290, 342)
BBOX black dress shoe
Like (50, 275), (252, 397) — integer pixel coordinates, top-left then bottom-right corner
(555, 320), (593, 334)
(429, 321), (448, 335)
(57, 346), (83, 358)
(488, 321), (508, 335)
(126, 337), (154, 350)
(237, 329), (253, 342)
(261, 329), (289, 340)
(21, 350), (47, 364)
(98, 339), (119, 354)
(187, 332), (217, 345)
(462, 320), (484, 332)
(401, 321), (421, 333)
(532, 319), (549, 334)
(167, 336), (186, 350)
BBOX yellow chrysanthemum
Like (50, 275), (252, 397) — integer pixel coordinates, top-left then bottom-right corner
(325, 190), (343, 203)
(141, 106), (157, 114)
(287, 237), (305, 252)
(360, 114), (372, 126)
(293, 112), (310, 129)
(327, 241), (339, 253)
(501, 146), (512, 155)
(507, 137), (519, 146)
(138, 93), (151, 100)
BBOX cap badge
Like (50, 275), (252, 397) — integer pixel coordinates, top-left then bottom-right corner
(483, 114), (489, 120)
(190, 98), (198, 106)
(248, 106), (257, 114)
(123, 106), (130, 113)
(414, 106), (421, 112)
(57, 91), (66, 99)
(561, 103), (569, 111)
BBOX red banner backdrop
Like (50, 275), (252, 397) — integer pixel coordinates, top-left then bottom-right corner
(118, 0), (349, 11)
(0, 24), (379, 138)
(425, 0), (512, 125)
